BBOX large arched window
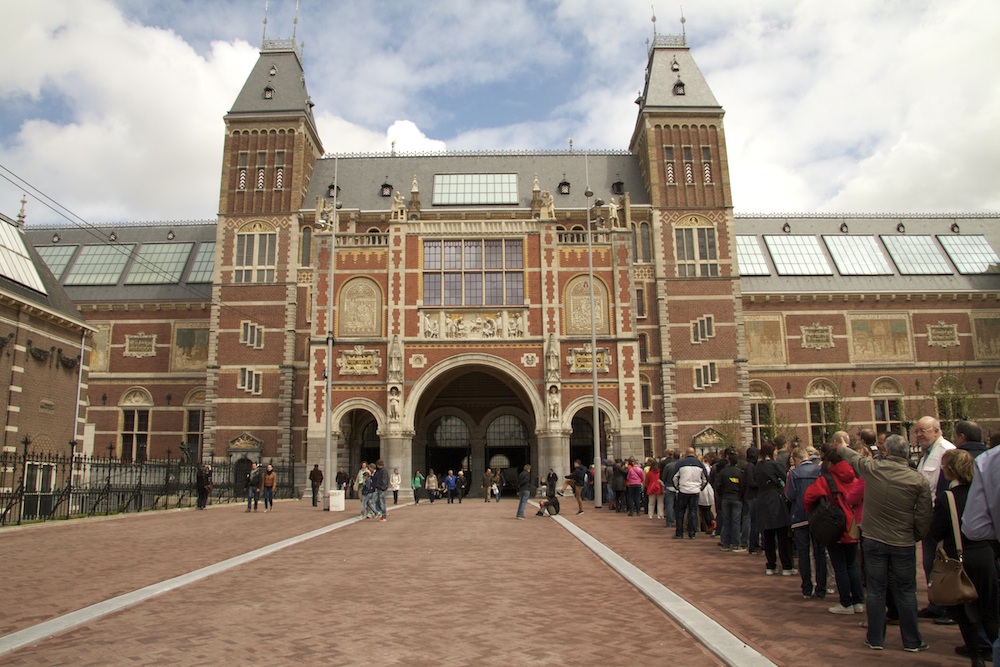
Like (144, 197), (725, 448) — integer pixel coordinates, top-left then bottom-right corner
(870, 378), (903, 436)
(119, 388), (153, 462)
(486, 415), (528, 448)
(235, 221), (277, 283)
(674, 215), (718, 277)
(806, 379), (840, 446)
(632, 222), (652, 263)
(427, 416), (470, 447)
(749, 381), (774, 447)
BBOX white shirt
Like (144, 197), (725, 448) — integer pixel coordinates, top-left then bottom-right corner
(917, 436), (954, 502)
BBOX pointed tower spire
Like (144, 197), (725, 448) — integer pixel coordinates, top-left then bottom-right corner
(262, 0), (269, 43)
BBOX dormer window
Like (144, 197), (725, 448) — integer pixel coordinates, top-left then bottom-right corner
(670, 56), (680, 72)
(611, 180), (625, 195)
(558, 180), (571, 195)
(263, 86), (274, 99)
(672, 78), (685, 96)
(380, 182), (393, 197)
(328, 183), (340, 199)
(269, 65), (277, 76)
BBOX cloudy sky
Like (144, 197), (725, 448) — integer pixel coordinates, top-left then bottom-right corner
(1, 0), (998, 227)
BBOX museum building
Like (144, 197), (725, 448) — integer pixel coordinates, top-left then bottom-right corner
(21, 32), (1000, 489)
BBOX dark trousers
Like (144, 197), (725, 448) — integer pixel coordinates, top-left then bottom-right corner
(763, 526), (792, 570)
(863, 538), (923, 650)
(828, 541), (864, 607)
(674, 493), (699, 536)
(792, 526), (828, 597)
(311, 484), (320, 506)
(626, 485), (642, 514)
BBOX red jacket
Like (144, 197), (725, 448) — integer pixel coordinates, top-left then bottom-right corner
(644, 467), (663, 495)
(803, 460), (861, 544)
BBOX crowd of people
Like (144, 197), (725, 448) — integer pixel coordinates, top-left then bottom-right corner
(592, 417), (998, 663)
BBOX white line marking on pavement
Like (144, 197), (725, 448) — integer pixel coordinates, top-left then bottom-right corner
(551, 511), (777, 667)
(0, 514), (363, 659)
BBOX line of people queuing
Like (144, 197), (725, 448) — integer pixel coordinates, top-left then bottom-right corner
(635, 417), (998, 663)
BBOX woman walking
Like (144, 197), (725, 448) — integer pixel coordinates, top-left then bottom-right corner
(389, 467), (401, 504)
(411, 469), (425, 504)
(425, 468), (439, 504)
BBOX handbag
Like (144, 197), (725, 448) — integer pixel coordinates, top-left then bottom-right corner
(927, 490), (979, 607)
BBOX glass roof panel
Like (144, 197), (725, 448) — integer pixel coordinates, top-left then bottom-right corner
(763, 235), (833, 275)
(187, 242), (215, 283)
(822, 235), (894, 276)
(64, 244), (134, 285)
(35, 245), (78, 280)
(938, 235), (1000, 274)
(881, 235), (951, 275)
(125, 242), (193, 284)
(0, 219), (48, 294)
(432, 174), (518, 205)
(735, 235), (770, 275)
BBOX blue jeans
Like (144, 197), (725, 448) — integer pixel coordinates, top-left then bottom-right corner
(663, 490), (676, 527)
(792, 526), (828, 597)
(828, 541), (864, 607)
(246, 486), (258, 510)
(516, 489), (531, 518)
(743, 497), (759, 551)
(375, 489), (387, 518)
(719, 497), (742, 548)
(863, 538), (923, 650)
(626, 486), (642, 514)
(262, 486), (273, 510)
(675, 493), (699, 536)
(311, 484), (320, 506)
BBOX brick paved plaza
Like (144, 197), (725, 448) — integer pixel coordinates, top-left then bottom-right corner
(0, 497), (972, 666)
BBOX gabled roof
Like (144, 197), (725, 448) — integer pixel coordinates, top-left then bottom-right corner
(637, 35), (721, 113)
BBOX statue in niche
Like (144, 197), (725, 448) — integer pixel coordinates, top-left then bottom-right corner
(540, 190), (555, 219)
(388, 335), (403, 382)
(548, 385), (561, 420)
(388, 386), (401, 421)
(546, 333), (560, 382)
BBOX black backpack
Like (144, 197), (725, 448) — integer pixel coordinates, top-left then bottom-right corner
(808, 472), (847, 547)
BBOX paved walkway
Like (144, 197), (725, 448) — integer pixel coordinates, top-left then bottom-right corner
(0, 496), (972, 666)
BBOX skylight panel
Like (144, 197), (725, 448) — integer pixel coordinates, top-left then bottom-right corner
(763, 235), (832, 275)
(64, 244), (134, 285)
(0, 219), (48, 294)
(881, 235), (951, 275)
(432, 174), (519, 205)
(125, 242), (193, 285)
(938, 235), (1000, 274)
(36, 245), (78, 280)
(822, 235), (894, 276)
(187, 242), (215, 283)
(735, 236), (770, 275)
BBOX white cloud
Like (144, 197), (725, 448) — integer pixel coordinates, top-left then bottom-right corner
(0, 0), (997, 226)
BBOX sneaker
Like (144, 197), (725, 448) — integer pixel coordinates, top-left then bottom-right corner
(803, 594), (813, 600)
(516, 516), (525, 520)
(933, 616), (958, 625)
(852, 603), (865, 613)
(556, 491), (564, 496)
(781, 569), (795, 576)
(903, 643), (929, 653)
(828, 604), (855, 615)
(688, 535), (695, 540)
(732, 546), (748, 552)
(673, 534), (685, 540)
(535, 511), (544, 516)
(765, 569), (776, 575)
(379, 517), (387, 522)
(577, 510), (584, 515)
(864, 641), (884, 651)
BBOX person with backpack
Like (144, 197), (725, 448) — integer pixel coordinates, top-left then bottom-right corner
(786, 446), (827, 599)
(805, 437), (864, 615)
(245, 461), (261, 512)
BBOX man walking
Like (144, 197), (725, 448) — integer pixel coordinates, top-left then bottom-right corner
(482, 467), (494, 502)
(245, 461), (261, 512)
(309, 464), (324, 507)
(673, 448), (708, 539)
(842, 434), (932, 652)
(444, 470), (457, 503)
(515, 464), (532, 519)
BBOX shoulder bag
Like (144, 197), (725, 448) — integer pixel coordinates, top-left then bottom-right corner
(927, 490), (979, 606)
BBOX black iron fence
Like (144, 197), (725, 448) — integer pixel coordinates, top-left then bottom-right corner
(0, 450), (297, 526)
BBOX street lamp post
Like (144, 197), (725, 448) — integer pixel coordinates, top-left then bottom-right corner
(585, 182), (603, 509)
(318, 157), (340, 510)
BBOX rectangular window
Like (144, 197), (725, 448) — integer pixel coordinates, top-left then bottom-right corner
(423, 239), (524, 306)
(238, 368), (263, 395)
(750, 401), (772, 448)
(64, 244), (134, 286)
(186, 409), (204, 453)
(691, 315), (715, 343)
(432, 174), (518, 205)
(187, 242), (215, 283)
(125, 242), (193, 285)
(641, 382), (651, 410)
(676, 228), (719, 277)
(809, 400), (838, 447)
(235, 233), (276, 283)
(693, 362), (718, 390)
(240, 321), (264, 349)
(643, 425), (653, 458)
(873, 398), (903, 435)
(638, 334), (648, 362)
(636, 287), (646, 318)
(121, 408), (150, 462)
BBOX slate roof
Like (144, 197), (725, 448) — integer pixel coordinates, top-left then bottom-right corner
(637, 35), (722, 113)
(304, 151), (649, 213)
